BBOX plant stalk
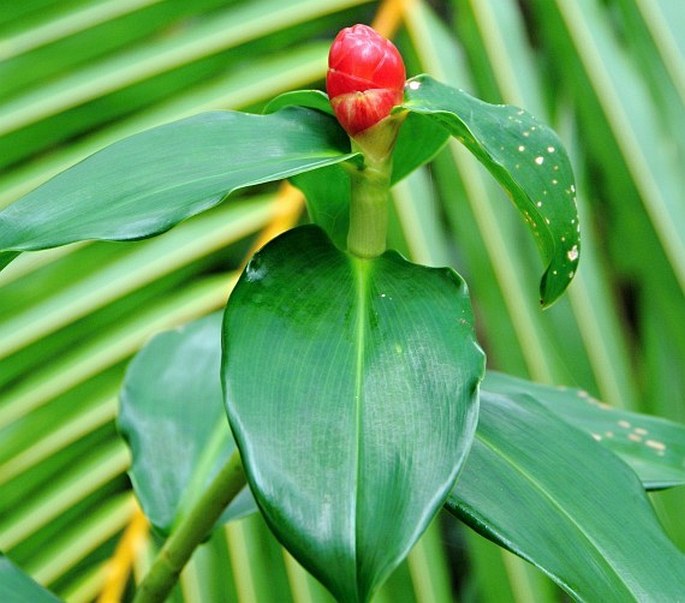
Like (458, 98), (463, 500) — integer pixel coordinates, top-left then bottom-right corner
(346, 160), (392, 258)
(132, 449), (246, 603)
(345, 113), (405, 258)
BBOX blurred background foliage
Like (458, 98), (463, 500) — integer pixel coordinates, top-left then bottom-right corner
(0, 0), (683, 601)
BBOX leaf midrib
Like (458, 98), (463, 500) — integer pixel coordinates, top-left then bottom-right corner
(351, 256), (370, 598)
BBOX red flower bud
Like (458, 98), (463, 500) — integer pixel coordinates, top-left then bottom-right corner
(326, 24), (406, 136)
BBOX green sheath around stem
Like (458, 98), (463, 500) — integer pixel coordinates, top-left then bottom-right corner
(345, 112), (405, 259)
(346, 161), (391, 258)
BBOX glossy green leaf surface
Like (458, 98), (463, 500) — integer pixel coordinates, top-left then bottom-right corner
(222, 225), (485, 603)
(118, 312), (253, 536)
(0, 555), (61, 602)
(264, 89), (334, 116)
(483, 371), (685, 489)
(403, 74), (580, 307)
(448, 391), (685, 601)
(0, 107), (353, 271)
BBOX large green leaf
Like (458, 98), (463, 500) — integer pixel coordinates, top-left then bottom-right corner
(118, 312), (253, 536)
(483, 371), (685, 489)
(221, 225), (485, 603)
(0, 106), (353, 271)
(448, 391), (685, 601)
(403, 74), (580, 307)
(0, 555), (61, 602)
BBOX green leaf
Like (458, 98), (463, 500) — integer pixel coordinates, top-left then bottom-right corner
(447, 391), (685, 601)
(403, 74), (580, 307)
(0, 555), (61, 602)
(483, 371), (685, 489)
(118, 312), (254, 536)
(0, 107), (353, 271)
(264, 89), (334, 116)
(222, 225), (484, 603)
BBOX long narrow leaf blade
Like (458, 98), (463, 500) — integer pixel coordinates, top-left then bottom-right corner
(483, 371), (685, 489)
(0, 107), (352, 270)
(447, 391), (685, 601)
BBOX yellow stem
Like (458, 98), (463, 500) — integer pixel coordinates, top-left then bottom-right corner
(244, 182), (305, 262)
(371, 0), (406, 38)
(98, 503), (149, 603)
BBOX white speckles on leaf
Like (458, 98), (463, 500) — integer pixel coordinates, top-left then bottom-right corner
(535, 156), (544, 165)
(645, 439), (666, 452)
(618, 420), (631, 429)
(407, 80), (421, 90)
(547, 146), (556, 153)
(567, 244), (579, 262)
(536, 201), (543, 207)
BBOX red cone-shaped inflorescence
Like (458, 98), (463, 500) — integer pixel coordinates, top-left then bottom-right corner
(326, 24), (406, 136)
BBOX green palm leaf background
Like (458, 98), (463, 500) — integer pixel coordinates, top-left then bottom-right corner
(0, 0), (682, 601)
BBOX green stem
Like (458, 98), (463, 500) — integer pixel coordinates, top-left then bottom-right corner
(346, 113), (405, 258)
(133, 449), (246, 603)
(346, 158), (392, 258)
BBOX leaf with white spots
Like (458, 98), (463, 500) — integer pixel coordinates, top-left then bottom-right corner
(448, 390), (685, 601)
(484, 371), (685, 490)
(403, 75), (580, 307)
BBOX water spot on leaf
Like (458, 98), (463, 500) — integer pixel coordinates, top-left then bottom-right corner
(645, 439), (666, 452)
